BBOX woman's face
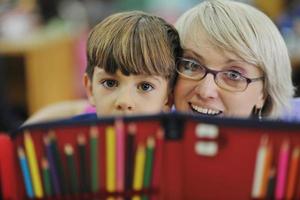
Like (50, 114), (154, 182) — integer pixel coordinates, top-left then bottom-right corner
(174, 32), (265, 118)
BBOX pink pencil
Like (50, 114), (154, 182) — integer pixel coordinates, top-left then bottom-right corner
(275, 140), (290, 200)
(115, 118), (125, 193)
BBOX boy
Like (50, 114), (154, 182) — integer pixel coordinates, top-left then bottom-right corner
(83, 11), (181, 117)
(23, 10), (181, 124)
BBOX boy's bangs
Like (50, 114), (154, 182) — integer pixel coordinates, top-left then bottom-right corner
(101, 17), (174, 79)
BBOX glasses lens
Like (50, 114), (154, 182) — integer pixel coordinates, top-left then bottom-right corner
(216, 71), (248, 92)
(177, 59), (206, 80)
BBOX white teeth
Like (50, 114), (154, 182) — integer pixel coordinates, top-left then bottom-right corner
(191, 104), (221, 115)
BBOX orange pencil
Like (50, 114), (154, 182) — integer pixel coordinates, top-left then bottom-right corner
(260, 142), (273, 198)
(286, 146), (300, 200)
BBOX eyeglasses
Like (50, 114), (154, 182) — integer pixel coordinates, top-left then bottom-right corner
(176, 58), (264, 92)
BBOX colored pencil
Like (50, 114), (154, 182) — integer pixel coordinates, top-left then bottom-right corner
(41, 157), (52, 197)
(18, 146), (34, 198)
(251, 136), (268, 198)
(125, 123), (136, 192)
(151, 128), (164, 200)
(275, 140), (290, 200)
(115, 118), (125, 193)
(90, 126), (100, 193)
(65, 144), (79, 194)
(106, 126), (116, 193)
(44, 135), (60, 195)
(266, 167), (276, 200)
(260, 142), (273, 198)
(142, 137), (155, 200)
(49, 131), (67, 194)
(77, 133), (89, 193)
(24, 131), (43, 198)
(132, 144), (146, 200)
(286, 146), (300, 199)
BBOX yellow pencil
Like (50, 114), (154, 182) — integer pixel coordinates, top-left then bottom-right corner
(106, 126), (116, 193)
(24, 131), (43, 198)
(132, 144), (146, 200)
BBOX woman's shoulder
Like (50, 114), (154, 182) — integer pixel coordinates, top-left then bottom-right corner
(280, 98), (300, 122)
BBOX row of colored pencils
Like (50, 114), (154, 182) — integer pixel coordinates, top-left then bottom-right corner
(251, 136), (300, 200)
(17, 120), (164, 199)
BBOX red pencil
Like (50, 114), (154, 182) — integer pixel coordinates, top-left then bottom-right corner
(151, 128), (164, 200)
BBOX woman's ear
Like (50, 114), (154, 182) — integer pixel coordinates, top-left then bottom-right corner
(83, 73), (96, 106)
(256, 90), (267, 109)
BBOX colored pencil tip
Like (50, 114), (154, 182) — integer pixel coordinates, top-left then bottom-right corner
(43, 135), (50, 145)
(17, 147), (25, 157)
(41, 158), (49, 169)
(147, 137), (155, 148)
(293, 146), (300, 157)
(77, 134), (86, 145)
(115, 118), (124, 130)
(64, 144), (74, 155)
(90, 126), (99, 138)
(24, 131), (32, 139)
(156, 128), (164, 139)
(260, 135), (269, 146)
(48, 130), (57, 140)
(128, 123), (137, 135)
(282, 139), (290, 149)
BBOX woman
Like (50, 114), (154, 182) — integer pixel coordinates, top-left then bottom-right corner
(174, 0), (295, 119)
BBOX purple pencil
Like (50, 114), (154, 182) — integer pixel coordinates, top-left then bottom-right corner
(44, 135), (61, 195)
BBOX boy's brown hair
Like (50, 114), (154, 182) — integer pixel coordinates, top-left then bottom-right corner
(86, 11), (181, 90)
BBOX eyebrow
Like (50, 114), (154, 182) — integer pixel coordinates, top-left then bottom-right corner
(183, 49), (204, 61)
(94, 70), (164, 84)
(183, 48), (247, 65)
(138, 75), (163, 84)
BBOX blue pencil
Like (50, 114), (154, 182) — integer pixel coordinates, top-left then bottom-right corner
(18, 147), (34, 198)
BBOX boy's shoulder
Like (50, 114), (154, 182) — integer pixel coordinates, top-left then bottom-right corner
(69, 113), (98, 122)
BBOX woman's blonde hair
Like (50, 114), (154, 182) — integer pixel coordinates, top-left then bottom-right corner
(86, 11), (181, 90)
(176, 0), (294, 118)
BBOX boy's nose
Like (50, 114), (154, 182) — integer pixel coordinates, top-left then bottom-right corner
(116, 102), (133, 111)
(115, 90), (134, 111)
(195, 74), (218, 99)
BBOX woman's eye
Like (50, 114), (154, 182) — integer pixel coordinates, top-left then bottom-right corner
(224, 71), (243, 80)
(138, 82), (154, 92)
(184, 61), (198, 71)
(101, 79), (118, 88)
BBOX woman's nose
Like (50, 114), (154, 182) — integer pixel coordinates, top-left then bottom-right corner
(195, 74), (219, 99)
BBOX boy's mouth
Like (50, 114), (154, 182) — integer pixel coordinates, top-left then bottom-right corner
(189, 103), (222, 116)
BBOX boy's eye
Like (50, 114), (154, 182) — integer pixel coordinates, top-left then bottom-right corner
(137, 82), (154, 92)
(101, 79), (118, 88)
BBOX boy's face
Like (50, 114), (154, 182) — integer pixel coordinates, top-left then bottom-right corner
(84, 68), (170, 117)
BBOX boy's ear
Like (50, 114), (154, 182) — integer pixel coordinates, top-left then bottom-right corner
(83, 73), (96, 106)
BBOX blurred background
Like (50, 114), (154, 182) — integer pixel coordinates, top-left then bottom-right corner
(0, 0), (300, 131)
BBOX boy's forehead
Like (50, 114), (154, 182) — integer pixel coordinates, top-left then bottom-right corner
(94, 66), (162, 77)
(93, 67), (167, 81)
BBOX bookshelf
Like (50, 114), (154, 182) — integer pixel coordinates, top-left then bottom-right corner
(0, 28), (81, 115)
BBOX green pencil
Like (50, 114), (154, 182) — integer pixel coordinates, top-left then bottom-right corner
(65, 144), (79, 194)
(142, 137), (155, 200)
(90, 126), (99, 192)
(41, 157), (52, 197)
